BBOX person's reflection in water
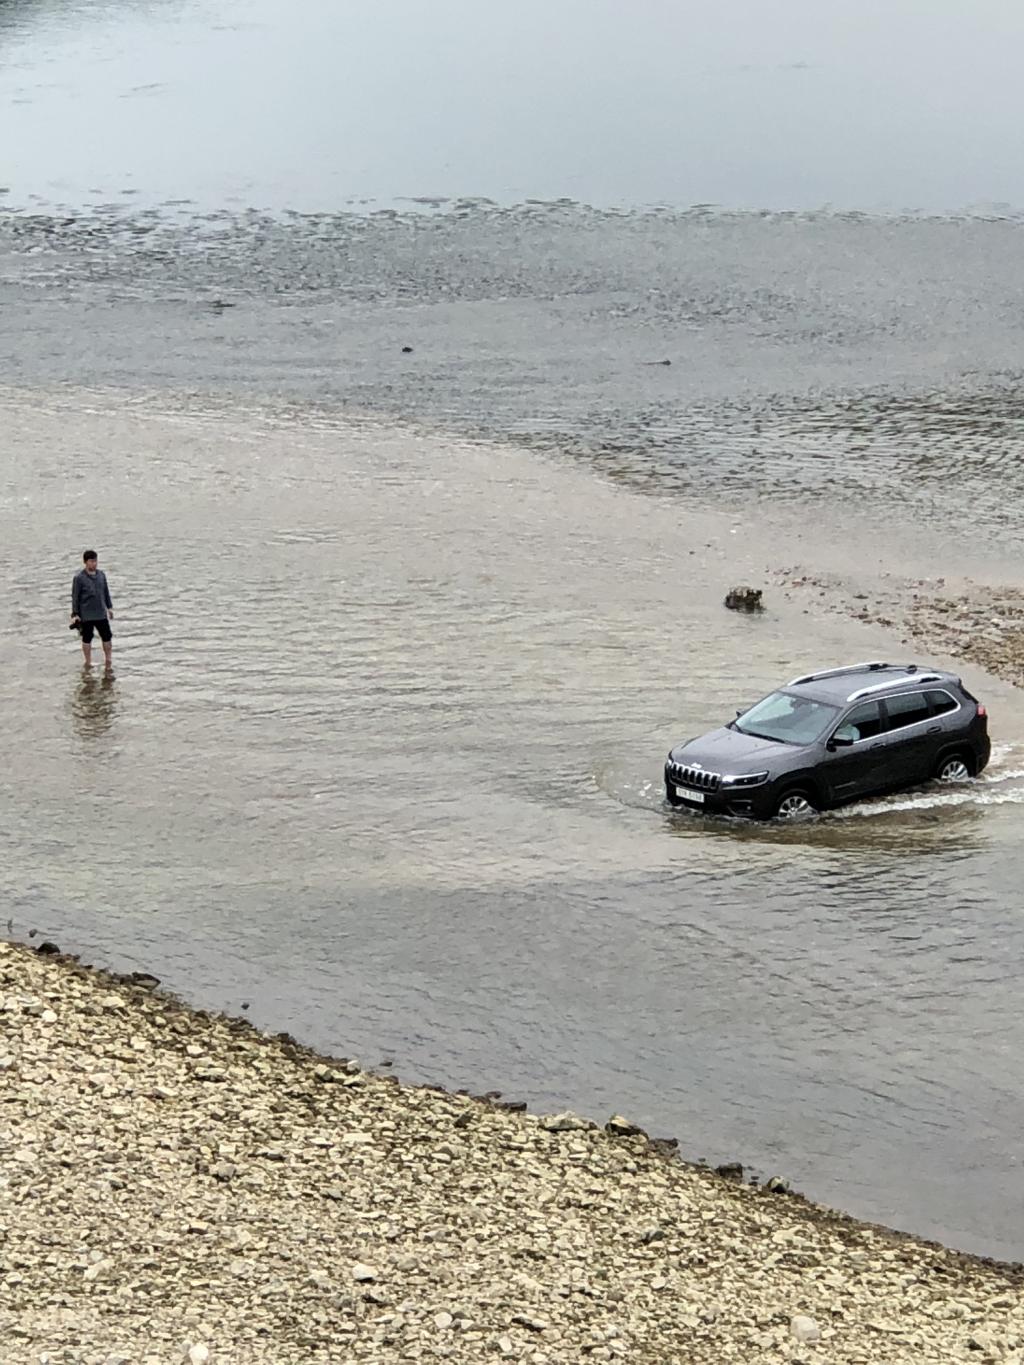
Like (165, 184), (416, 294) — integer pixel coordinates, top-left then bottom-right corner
(71, 667), (118, 741)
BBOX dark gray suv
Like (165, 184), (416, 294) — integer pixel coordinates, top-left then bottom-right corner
(665, 661), (990, 820)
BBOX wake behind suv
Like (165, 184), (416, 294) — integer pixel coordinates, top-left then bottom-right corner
(665, 661), (990, 820)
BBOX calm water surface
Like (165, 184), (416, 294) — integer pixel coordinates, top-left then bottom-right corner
(6, 0), (1024, 1263)
(4, 0), (1024, 213)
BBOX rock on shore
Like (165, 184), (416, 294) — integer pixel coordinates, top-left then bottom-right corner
(3, 939), (1024, 1363)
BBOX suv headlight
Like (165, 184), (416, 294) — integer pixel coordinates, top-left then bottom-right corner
(721, 771), (769, 788)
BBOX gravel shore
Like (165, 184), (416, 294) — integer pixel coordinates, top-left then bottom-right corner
(4, 939), (1024, 1364)
(769, 567), (1024, 691)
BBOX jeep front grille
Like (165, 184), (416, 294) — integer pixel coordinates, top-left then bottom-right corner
(669, 764), (721, 792)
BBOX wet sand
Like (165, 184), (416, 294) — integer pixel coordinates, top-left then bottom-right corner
(7, 935), (1024, 1365)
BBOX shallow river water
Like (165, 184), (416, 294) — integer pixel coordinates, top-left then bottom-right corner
(5, 388), (1024, 1262)
(6, 0), (1024, 1263)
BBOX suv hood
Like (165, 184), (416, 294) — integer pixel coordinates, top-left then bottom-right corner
(670, 725), (797, 774)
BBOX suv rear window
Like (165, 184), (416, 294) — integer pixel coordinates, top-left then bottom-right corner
(925, 689), (959, 715)
(885, 691), (931, 730)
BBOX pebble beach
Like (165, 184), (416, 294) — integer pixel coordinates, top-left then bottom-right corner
(4, 938), (1024, 1365)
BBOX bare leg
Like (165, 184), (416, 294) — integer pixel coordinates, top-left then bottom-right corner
(81, 640), (92, 668)
(102, 640), (113, 671)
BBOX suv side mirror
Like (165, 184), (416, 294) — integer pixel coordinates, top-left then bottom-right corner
(828, 734), (854, 750)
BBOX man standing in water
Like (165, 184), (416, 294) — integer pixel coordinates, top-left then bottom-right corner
(71, 549), (114, 669)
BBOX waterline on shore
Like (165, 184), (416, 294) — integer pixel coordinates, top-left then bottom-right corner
(6, 937), (1024, 1364)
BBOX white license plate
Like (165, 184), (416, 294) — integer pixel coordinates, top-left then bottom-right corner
(677, 786), (705, 803)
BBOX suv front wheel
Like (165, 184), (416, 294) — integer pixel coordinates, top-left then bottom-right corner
(774, 788), (818, 820)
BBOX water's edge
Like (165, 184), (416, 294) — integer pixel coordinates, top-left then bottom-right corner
(8, 934), (1023, 1275)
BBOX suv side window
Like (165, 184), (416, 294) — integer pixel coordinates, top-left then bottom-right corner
(834, 700), (884, 742)
(885, 691), (932, 731)
(925, 689), (959, 716)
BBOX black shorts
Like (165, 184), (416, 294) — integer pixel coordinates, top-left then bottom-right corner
(79, 619), (112, 643)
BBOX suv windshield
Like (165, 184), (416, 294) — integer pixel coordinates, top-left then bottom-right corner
(735, 691), (840, 745)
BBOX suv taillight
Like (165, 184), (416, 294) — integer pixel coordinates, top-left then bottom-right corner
(977, 704), (987, 718)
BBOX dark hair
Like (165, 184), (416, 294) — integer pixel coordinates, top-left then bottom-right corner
(83, 549), (98, 562)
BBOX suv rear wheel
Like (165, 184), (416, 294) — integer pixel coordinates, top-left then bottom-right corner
(935, 752), (973, 783)
(774, 788), (818, 820)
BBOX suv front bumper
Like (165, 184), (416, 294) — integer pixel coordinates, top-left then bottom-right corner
(664, 765), (775, 819)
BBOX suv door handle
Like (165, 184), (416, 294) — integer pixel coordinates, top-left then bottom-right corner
(927, 725), (941, 734)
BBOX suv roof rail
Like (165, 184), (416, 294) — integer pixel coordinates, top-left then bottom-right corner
(847, 673), (943, 702)
(787, 660), (888, 686)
